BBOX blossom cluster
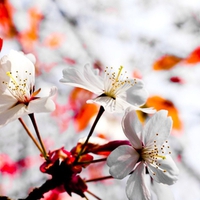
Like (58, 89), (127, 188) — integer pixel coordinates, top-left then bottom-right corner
(0, 48), (179, 200)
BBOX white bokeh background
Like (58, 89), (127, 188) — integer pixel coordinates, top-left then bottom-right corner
(1, 0), (200, 199)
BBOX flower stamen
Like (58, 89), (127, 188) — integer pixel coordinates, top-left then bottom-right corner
(104, 66), (136, 99)
(140, 133), (168, 170)
(4, 70), (34, 103)
(6, 71), (18, 86)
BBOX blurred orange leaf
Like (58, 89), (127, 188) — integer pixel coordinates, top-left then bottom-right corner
(0, 0), (16, 38)
(69, 88), (98, 132)
(185, 47), (200, 64)
(69, 88), (93, 108)
(153, 55), (182, 70)
(146, 96), (182, 131)
(75, 103), (98, 132)
(136, 110), (148, 124)
(19, 7), (43, 51)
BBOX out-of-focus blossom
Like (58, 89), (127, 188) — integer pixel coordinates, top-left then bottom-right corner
(35, 61), (57, 76)
(63, 57), (76, 65)
(153, 55), (183, 70)
(169, 76), (184, 84)
(146, 96), (182, 131)
(42, 189), (73, 200)
(0, 154), (17, 175)
(60, 64), (154, 113)
(107, 110), (179, 200)
(44, 33), (65, 49)
(0, 50), (56, 127)
(51, 97), (70, 133)
(93, 60), (104, 72)
(0, 154), (42, 178)
(0, 38), (3, 51)
(42, 189), (62, 200)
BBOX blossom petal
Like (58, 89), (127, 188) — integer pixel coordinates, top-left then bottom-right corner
(25, 53), (36, 64)
(8, 50), (35, 86)
(87, 96), (115, 112)
(0, 94), (17, 112)
(142, 110), (172, 146)
(151, 181), (175, 200)
(126, 163), (151, 200)
(118, 98), (156, 114)
(107, 145), (139, 179)
(0, 50), (35, 97)
(60, 63), (103, 94)
(0, 56), (12, 93)
(135, 107), (156, 114)
(87, 95), (130, 113)
(28, 86), (57, 113)
(83, 63), (104, 90)
(126, 79), (149, 106)
(0, 104), (27, 127)
(147, 155), (179, 185)
(122, 109), (143, 149)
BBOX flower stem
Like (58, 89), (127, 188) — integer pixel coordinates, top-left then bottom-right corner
(85, 175), (113, 183)
(77, 158), (107, 165)
(29, 113), (48, 160)
(18, 118), (43, 155)
(84, 194), (89, 200)
(86, 190), (102, 200)
(75, 106), (105, 163)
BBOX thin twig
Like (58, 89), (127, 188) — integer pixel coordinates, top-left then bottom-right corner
(86, 175), (113, 183)
(77, 158), (107, 165)
(86, 190), (102, 200)
(29, 114), (48, 159)
(75, 106), (105, 163)
(18, 118), (43, 154)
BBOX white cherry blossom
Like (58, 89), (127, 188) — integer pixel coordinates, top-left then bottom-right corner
(60, 64), (154, 113)
(107, 110), (179, 200)
(0, 50), (57, 127)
